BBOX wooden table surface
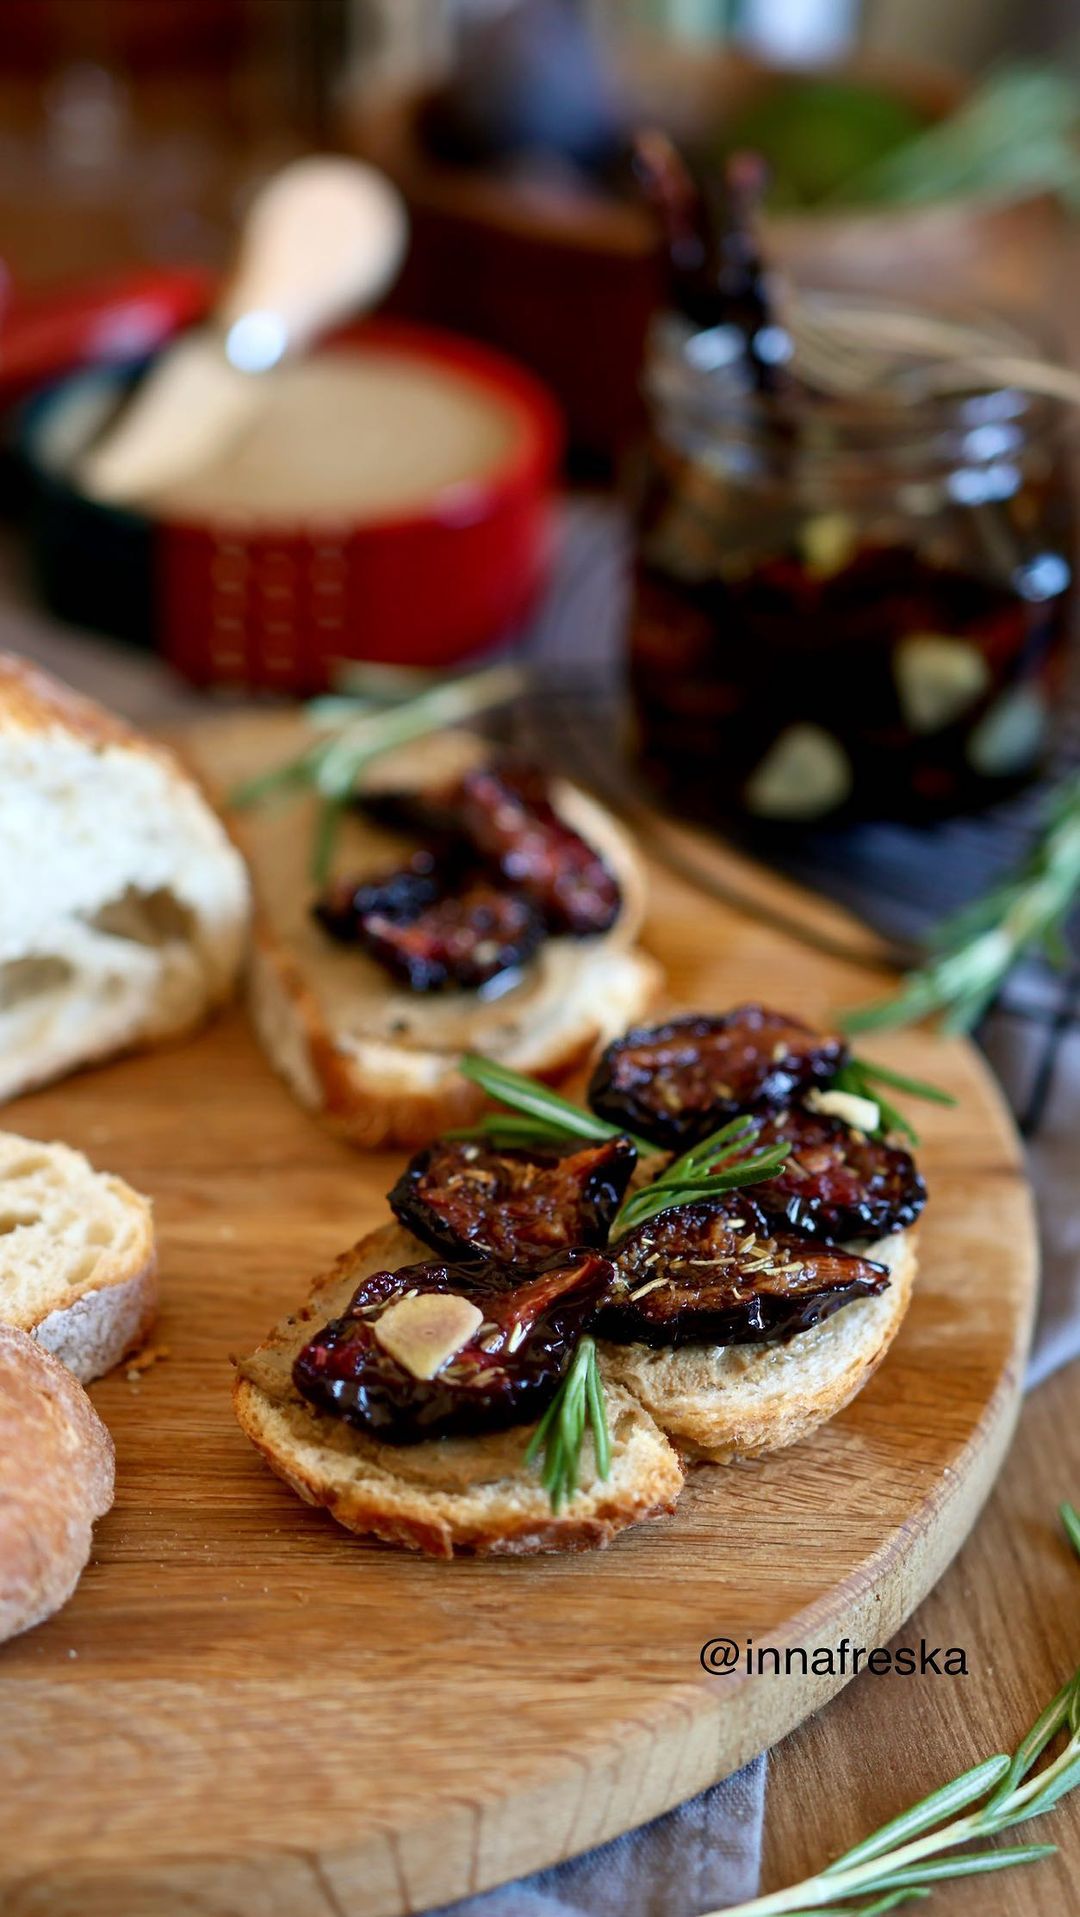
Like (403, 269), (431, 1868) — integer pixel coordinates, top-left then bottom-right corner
(762, 1362), (1080, 1911)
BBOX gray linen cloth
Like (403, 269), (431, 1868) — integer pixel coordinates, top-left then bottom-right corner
(8, 499), (1078, 1914)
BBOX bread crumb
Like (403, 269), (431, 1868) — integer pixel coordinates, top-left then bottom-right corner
(125, 1342), (171, 1375)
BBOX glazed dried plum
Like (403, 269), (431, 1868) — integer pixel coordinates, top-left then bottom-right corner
(588, 1007), (847, 1147)
(293, 1248), (614, 1443)
(390, 1134), (638, 1266)
(596, 1198), (887, 1348)
(314, 850), (544, 993)
(730, 1107), (926, 1243)
(365, 758), (622, 937)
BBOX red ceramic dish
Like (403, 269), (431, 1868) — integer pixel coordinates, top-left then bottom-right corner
(157, 319), (562, 690)
(21, 314), (563, 692)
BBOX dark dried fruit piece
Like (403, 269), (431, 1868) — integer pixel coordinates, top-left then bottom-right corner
(596, 1198), (887, 1348)
(365, 758), (622, 937)
(390, 1134), (638, 1266)
(729, 1106), (926, 1243)
(314, 850), (544, 993)
(588, 1006), (847, 1147)
(293, 1249), (614, 1443)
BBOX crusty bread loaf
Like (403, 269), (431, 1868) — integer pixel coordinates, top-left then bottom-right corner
(600, 1232), (917, 1464)
(0, 1131), (156, 1382)
(191, 719), (660, 1150)
(234, 1223), (684, 1557)
(0, 652), (250, 1104)
(0, 1325), (115, 1643)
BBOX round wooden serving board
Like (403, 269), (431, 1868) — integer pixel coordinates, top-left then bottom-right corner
(0, 740), (1037, 1917)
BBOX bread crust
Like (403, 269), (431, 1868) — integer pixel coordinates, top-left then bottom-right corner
(0, 652), (250, 1106)
(250, 931), (661, 1151)
(0, 652), (145, 754)
(232, 1222), (684, 1557)
(233, 734), (662, 1150)
(0, 1326), (115, 1643)
(0, 1134), (158, 1383)
(600, 1231), (918, 1463)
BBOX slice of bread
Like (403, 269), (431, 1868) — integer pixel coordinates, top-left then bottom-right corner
(0, 1131), (156, 1383)
(0, 1324), (115, 1643)
(0, 652), (250, 1104)
(600, 1230), (917, 1464)
(192, 718), (661, 1149)
(233, 1223), (684, 1557)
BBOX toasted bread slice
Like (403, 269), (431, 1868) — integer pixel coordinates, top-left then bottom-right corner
(601, 1230), (917, 1463)
(0, 653), (249, 1105)
(0, 1131), (156, 1382)
(192, 719), (660, 1149)
(0, 1325), (115, 1643)
(233, 1223), (684, 1557)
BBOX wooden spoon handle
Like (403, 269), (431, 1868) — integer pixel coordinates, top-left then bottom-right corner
(218, 157), (408, 363)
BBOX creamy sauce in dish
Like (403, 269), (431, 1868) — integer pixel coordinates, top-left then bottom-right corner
(47, 348), (522, 524)
(151, 349), (521, 522)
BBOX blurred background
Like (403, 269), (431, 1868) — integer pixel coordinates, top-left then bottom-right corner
(2, 0), (1079, 843)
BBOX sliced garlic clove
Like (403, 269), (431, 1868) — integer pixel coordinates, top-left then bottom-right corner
(373, 1291), (484, 1381)
(967, 683), (1048, 776)
(806, 1088), (880, 1134)
(744, 724), (853, 821)
(799, 512), (856, 580)
(894, 634), (990, 734)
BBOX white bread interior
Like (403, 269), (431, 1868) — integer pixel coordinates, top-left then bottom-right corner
(600, 1230), (917, 1463)
(0, 653), (250, 1104)
(0, 1131), (157, 1382)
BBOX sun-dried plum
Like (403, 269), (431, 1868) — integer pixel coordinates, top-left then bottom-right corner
(588, 1007), (847, 1147)
(314, 851), (544, 993)
(390, 1134), (638, 1266)
(729, 1106), (925, 1243)
(293, 1248), (614, 1443)
(596, 1198), (887, 1348)
(364, 758), (622, 937)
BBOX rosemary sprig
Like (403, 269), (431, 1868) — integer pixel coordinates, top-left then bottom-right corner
(457, 1054), (654, 1154)
(457, 1057), (790, 1222)
(843, 772), (1080, 1037)
(611, 1116), (789, 1237)
(525, 1336), (610, 1512)
(711, 1502), (1080, 1917)
(228, 663), (524, 886)
(829, 1057), (957, 1146)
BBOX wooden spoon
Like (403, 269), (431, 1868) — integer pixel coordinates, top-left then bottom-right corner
(80, 156), (408, 507)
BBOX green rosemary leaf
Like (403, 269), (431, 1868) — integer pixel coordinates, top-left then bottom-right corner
(586, 1348), (611, 1479)
(612, 1148), (789, 1237)
(227, 662), (525, 865)
(823, 1757), (1011, 1874)
(229, 753), (319, 810)
(667, 1115), (761, 1180)
(858, 1845), (1057, 1892)
(458, 1055), (653, 1153)
(310, 795), (346, 887)
(985, 1675), (1077, 1810)
(1061, 1501), (1080, 1561)
(849, 1060), (957, 1107)
(842, 772), (1080, 1035)
(525, 1338), (609, 1514)
(995, 1747), (1080, 1826)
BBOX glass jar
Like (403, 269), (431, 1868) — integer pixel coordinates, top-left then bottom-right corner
(626, 300), (1075, 827)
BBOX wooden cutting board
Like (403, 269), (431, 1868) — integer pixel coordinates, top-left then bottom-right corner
(0, 735), (1037, 1917)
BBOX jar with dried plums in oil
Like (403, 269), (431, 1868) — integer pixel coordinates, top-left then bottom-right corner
(626, 302), (1075, 827)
